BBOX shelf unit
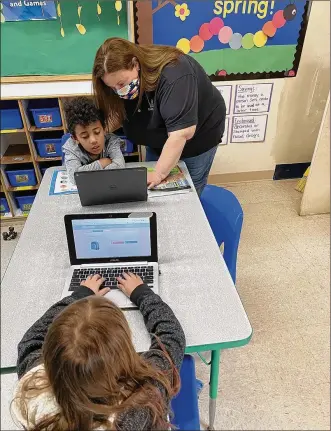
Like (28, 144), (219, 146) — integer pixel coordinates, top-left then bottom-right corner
(0, 96), (141, 221)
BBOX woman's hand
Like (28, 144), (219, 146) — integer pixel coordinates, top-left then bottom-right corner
(81, 274), (110, 296)
(147, 171), (163, 189)
(117, 272), (144, 297)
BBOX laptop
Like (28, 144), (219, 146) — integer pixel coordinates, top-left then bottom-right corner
(62, 212), (159, 309)
(74, 168), (147, 207)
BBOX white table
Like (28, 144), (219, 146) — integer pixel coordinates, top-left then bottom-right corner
(1, 162), (252, 429)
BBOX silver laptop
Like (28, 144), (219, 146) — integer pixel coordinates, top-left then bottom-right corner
(62, 212), (159, 309)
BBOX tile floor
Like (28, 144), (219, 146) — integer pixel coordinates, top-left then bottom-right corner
(1, 180), (330, 430)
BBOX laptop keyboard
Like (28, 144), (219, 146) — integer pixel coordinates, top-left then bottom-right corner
(69, 266), (154, 292)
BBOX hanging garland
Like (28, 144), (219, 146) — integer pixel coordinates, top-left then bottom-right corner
(56, 1), (65, 37)
(115, 1), (122, 26)
(76, 0), (86, 35)
(96, 0), (102, 21)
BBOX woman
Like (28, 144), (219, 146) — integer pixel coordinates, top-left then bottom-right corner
(92, 38), (226, 196)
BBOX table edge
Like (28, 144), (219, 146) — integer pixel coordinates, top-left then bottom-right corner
(185, 329), (253, 354)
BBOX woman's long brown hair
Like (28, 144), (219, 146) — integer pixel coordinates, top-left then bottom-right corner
(92, 38), (183, 129)
(14, 296), (180, 430)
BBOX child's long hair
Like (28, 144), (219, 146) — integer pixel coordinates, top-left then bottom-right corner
(14, 296), (180, 430)
(92, 37), (183, 129)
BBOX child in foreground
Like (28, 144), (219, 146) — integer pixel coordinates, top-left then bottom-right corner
(63, 97), (125, 184)
(12, 273), (185, 430)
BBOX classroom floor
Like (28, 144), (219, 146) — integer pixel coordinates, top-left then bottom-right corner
(1, 180), (330, 430)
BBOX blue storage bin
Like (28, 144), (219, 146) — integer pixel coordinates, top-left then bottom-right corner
(16, 194), (36, 213)
(6, 164), (37, 187)
(28, 99), (62, 128)
(119, 136), (134, 154)
(0, 101), (23, 130)
(34, 132), (63, 157)
(0, 197), (10, 214)
(40, 161), (62, 176)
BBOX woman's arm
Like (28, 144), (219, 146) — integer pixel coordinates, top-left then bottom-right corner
(148, 74), (198, 188)
(148, 126), (196, 188)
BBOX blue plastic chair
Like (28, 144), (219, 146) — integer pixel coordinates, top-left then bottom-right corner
(61, 133), (71, 164)
(200, 185), (243, 283)
(171, 355), (200, 430)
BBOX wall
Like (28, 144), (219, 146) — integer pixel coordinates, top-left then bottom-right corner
(300, 94), (330, 215)
(210, 0), (330, 177)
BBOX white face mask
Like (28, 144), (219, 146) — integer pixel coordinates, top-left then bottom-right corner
(116, 79), (140, 100)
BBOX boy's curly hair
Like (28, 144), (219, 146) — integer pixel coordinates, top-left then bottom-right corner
(64, 97), (106, 136)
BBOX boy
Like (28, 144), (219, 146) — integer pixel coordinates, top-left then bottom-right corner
(63, 97), (125, 184)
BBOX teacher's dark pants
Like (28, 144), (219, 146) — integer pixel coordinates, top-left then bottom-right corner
(146, 145), (218, 197)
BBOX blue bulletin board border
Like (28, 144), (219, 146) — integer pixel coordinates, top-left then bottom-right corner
(134, 1), (311, 81)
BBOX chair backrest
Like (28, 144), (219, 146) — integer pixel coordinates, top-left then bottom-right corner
(171, 355), (200, 430)
(61, 133), (71, 165)
(200, 185), (243, 283)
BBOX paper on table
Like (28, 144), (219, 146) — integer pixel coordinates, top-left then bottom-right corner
(49, 170), (78, 196)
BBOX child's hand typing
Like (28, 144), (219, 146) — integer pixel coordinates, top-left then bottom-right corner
(117, 272), (144, 297)
(81, 274), (110, 296)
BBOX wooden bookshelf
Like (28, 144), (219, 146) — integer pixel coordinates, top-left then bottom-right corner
(1, 129), (25, 134)
(29, 126), (63, 132)
(0, 144), (32, 164)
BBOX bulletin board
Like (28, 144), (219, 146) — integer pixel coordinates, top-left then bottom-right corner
(1, 0), (129, 80)
(134, 0), (310, 81)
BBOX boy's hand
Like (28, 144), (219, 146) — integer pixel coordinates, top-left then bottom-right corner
(81, 274), (110, 296)
(99, 158), (112, 168)
(117, 272), (143, 297)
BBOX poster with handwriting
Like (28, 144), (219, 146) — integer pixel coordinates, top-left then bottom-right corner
(219, 117), (229, 145)
(234, 83), (273, 114)
(231, 115), (268, 143)
(215, 85), (232, 115)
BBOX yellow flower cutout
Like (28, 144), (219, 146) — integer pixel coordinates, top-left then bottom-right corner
(175, 3), (190, 21)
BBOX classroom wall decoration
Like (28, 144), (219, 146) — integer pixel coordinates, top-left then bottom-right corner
(1, 0), (56, 22)
(1, 0), (128, 77)
(134, 0), (310, 80)
(213, 82), (272, 144)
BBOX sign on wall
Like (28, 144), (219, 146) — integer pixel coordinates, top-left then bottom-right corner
(231, 114), (268, 143)
(1, 0), (56, 22)
(234, 83), (273, 114)
(135, 0), (310, 80)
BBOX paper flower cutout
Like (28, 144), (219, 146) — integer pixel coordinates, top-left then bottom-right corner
(175, 3), (190, 22)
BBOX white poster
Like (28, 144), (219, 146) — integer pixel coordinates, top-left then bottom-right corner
(234, 83), (273, 114)
(215, 85), (232, 115)
(231, 115), (268, 143)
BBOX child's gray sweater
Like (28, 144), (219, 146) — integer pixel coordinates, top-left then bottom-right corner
(63, 133), (125, 184)
(14, 285), (186, 430)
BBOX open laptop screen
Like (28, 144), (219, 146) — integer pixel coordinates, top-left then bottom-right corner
(72, 218), (151, 259)
(64, 212), (157, 265)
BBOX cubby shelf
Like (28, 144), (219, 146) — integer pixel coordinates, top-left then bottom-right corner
(1, 129), (25, 134)
(29, 126), (63, 132)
